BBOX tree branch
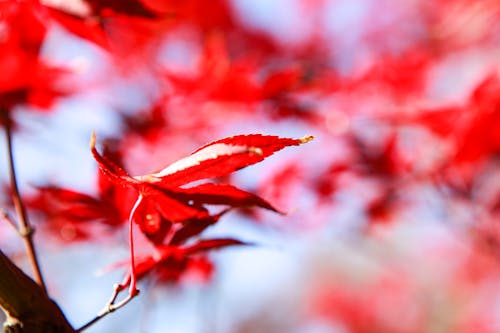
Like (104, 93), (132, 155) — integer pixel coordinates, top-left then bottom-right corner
(4, 122), (47, 294)
(0, 250), (75, 333)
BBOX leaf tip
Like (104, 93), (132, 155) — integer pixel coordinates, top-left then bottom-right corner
(299, 135), (314, 144)
(90, 131), (97, 149)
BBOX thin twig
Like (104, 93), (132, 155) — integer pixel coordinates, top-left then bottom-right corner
(76, 284), (139, 332)
(4, 123), (47, 294)
(104, 283), (122, 307)
(0, 209), (19, 232)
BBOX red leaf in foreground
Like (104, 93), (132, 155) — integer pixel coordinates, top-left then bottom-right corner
(91, 132), (312, 236)
(129, 194), (172, 245)
(118, 238), (248, 287)
(169, 211), (227, 245)
(141, 134), (314, 187)
(168, 183), (281, 213)
(84, 0), (161, 18)
(140, 186), (208, 223)
(91, 132), (312, 292)
(183, 238), (248, 255)
(90, 133), (135, 187)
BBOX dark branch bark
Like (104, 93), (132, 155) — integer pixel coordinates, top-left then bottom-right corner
(0, 250), (75, 333)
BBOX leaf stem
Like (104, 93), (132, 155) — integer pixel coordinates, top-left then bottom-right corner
(128, 193), (143, 296)
(76, 194), (143, 332)
(4, 123), (47, 294)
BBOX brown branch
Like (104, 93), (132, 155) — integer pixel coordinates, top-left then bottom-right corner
(0, 250), (75, 333)
(4, 123), (47, 294)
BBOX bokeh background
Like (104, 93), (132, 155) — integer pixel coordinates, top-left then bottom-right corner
(3, 0), (500, 332)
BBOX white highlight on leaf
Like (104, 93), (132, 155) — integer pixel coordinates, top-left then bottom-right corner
(141, 143), (251, 180)
(41, 0), (92, 16)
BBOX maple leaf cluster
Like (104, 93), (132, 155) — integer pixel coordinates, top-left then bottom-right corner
(91, 132), (311, 292)
(30, 132), (311, 290)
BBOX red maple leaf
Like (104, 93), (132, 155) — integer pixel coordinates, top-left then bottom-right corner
(91, 132), (312, 294)
(83, 0), (161, 18)
(118, 238), (247, 288)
